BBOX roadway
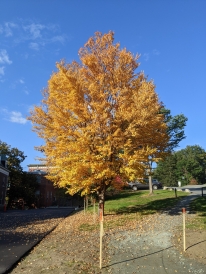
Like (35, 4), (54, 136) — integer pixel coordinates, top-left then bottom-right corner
(178, 184), (206, 196)
(0, 208), (75, 274)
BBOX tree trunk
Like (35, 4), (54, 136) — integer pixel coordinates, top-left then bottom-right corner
(98, 183), (106, 216)
(148, 160), (153, 195)
(149, 175), (153, 195)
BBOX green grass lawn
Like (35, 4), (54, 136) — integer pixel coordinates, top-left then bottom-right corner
(81, 189), (189, 231)
(104, 189), (188, 215)
(187, 197), (206, 230)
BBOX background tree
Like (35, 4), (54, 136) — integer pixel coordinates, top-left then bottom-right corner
(175, 145), (206, 185)
(8, 172), (39, 207)
(154, 153), (178, 186)
(144, 108), (187, 193)
(160, 108), (188, 151)
(0, 140), (38, 206)
(154, 145), (206, 186)
(29, 31), (169, 213)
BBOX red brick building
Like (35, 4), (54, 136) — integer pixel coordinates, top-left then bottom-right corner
(28, 165), (56, 208)
(28, 164), (83, 207)
(0, 155), (9, 211)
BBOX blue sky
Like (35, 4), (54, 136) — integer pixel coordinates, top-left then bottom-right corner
(0, 1), (206, 170)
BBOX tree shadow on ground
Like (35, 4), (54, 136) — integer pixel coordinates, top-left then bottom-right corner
(104, 246), (173, 268)
(105, 190), (143, 201)
(114, 197), (195, 216)
(186, 239), (206, 250)
(189, 197), (206, 215)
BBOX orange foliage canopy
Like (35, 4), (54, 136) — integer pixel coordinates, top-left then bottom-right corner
(29, 32), (169, 202)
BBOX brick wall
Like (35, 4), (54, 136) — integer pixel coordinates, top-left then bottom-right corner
(28, 164), (83, 208)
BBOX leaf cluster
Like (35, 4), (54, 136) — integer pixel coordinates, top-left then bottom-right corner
(29, 32), (169, 197)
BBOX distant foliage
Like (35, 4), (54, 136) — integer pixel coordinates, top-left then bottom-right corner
(0, 140), (38, 206)
(154, 145), (206, 186)
(160, 108), (188, 152)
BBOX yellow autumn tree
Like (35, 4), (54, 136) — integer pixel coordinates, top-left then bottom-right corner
(29, 31), (169, 212)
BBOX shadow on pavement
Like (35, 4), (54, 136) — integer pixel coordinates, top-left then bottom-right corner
(104, 245), (173, 268)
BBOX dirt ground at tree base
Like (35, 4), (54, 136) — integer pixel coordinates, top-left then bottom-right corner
(172, 229), (206, 266)
(9, 208), (206, 274)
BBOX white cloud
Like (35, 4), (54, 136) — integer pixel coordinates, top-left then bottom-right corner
(51, 35), (65, 44)
(143, 53), (149, 62)
(29, 42), (39, 51)
(0, 49), (12, 64)
(19, 79), (25, 84)
(1, 20), (68, 52)
(9, 111), (27, 124)
(23, 23), (45, 39)
(0, 66), (5, 75)
(0, 22), (18, 37)
(22, 21), (68, 47)
(1, 109), (28, 124)
(142, 50), (160, 62)
(153, 49), (160, 55)
(4, 22), (18, 37)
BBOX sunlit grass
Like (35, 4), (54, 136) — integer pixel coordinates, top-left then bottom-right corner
(104, 189), (188, 215)
(79, 189), (189, 231)
(187, 197), (206, 230)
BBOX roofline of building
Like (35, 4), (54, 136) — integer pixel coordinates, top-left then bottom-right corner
(0, 165), (9, 175)
(27, 164), (46, 167)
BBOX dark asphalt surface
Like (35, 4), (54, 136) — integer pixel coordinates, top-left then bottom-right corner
(0, 208), (74, 274)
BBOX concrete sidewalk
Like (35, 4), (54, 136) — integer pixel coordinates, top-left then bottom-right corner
(103, 193), (206, 273)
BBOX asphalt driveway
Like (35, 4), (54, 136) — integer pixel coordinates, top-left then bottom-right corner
(0, 208), (74, 274)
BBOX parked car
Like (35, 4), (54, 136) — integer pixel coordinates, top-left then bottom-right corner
(128, 179), (162, 191)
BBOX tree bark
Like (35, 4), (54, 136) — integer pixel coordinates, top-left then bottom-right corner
(98, 183), (106, 216)
(148, 160), (153, 195)
(149, 175), (153, 195)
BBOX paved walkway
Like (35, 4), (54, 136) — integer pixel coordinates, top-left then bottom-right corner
(102, 193), (206, 273)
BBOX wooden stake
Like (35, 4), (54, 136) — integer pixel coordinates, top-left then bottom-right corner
(86, 195), (88, 210)
(84, 197), (86, 215)
(175, 188), (177, 198)
(99, 205), (103, 269)
(93, 198), (96, 223)
(182, 207), (186, 251)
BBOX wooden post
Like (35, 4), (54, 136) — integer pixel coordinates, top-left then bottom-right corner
(93, 198), (96, 223)
(86, 195), (88, 210)
(84, 197), (86, 215)
(99, 204), (104, 269)
(182, 207), (186, 252)
(202, 187), (203, 197)
(175, 188), (177, 198)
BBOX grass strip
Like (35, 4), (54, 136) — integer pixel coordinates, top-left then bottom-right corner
(80, 189), (189, 231)
(104, 189), (188, 214)
(187, 197), (206, 230)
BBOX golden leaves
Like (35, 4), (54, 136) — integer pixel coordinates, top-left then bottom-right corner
(29, 31), (169, 197)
